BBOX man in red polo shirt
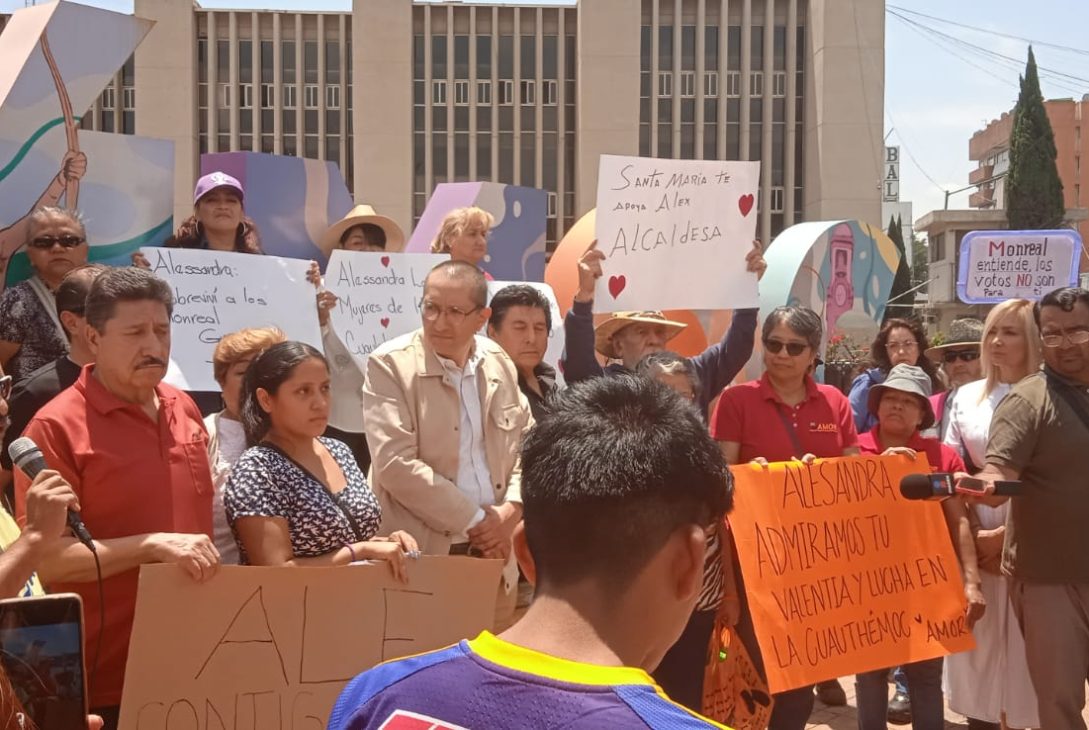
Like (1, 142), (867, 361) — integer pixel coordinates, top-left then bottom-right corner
(13, 267), (219, 727)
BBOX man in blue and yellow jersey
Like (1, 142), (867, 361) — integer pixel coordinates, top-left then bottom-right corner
(331, 375), (733, 729)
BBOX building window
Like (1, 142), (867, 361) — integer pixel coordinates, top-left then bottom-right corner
(477, 80), (492, 105)
(239, 83), (253, 109)
(770, 186), (785, 212)
(704, 72), (719, 98)
(658, 71), (673, 97)
(750, 71), (764, 97)
(283, 85), (297, 109)
(218, 83), (231, 108)
(680, 71), (695, 98)
(499, 80), (514, 105)
(326, 85), (341, 109)
(773, 71), (786, 97)
(261, 83), (274, 107)
(521, 80), (535, 105)
(726, 71), (741, 97)
(454, 80), (470, 106)
(304, 85), (319, 109)
(547, 191), (558, 217)
(432, 80), (447, 105)
(544, 80), (558, 106)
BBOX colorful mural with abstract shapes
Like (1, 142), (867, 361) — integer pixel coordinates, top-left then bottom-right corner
(747, 219), (901, 379)
(0, 1), (172, 290)
(406, 182), (548, 282)
(199, 152), (354, 265)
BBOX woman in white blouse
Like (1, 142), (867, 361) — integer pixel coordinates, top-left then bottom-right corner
(205, 327), (287, 564)
(943, 299), (1042, 730)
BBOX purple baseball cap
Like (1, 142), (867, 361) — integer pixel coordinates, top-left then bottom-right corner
(193, 171), (244, 205)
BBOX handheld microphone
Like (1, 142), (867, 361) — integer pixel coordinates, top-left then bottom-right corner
(900, 472), (1022, 501)
(8, 437), (95, 550)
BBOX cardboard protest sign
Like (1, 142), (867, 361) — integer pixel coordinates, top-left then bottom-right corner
(593, 155), (760, 312)
(325, 250), (448, 365)
(958, 229), (1081, 304)
(143, 247), (321, 392)
(486, 281), (565, 385)
(729, 455), (975, 693)
(119, 558), (502, 730)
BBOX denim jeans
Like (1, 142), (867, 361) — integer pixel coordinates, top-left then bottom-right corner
(855, 657), (944, 730)
(893, 665), (909, 697)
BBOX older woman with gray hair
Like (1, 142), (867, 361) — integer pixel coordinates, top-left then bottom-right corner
(0, 207), (89, 381)
(711, 305), (860, 730)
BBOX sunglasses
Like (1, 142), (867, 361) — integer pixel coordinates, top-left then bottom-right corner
(942, 350), (980, 364)
(764, 339), (808, 356)
(0, 376), (10, 402)
(29, 235), (85, 250)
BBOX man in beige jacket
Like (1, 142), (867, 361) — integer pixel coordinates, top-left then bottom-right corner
(362, 261), (533, 629)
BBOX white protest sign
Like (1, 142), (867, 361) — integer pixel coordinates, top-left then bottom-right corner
(325, 250), (448, 365)
(486, 281), (565, 386)
(594, 155), (760, 312)
(143, 248), (321, 392)
(957, 229), (1081, 304)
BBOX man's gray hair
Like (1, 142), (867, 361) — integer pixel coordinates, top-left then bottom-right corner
(761, 306), (823, 352)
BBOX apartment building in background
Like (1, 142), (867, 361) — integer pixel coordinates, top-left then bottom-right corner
(16, 0), (886, 250)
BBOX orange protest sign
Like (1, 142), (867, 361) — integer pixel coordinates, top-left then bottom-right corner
(730, 454), (975, 693)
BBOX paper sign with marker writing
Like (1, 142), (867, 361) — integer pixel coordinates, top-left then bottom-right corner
(142, 247), (321, 392)
(119, 558), (502, 729)
(487, 281), (565, 385)
(730, 455), (975, 693)
(594, 155), (760, 312)
(957, 229), (1081, 304)
(326, 250), (449, 365)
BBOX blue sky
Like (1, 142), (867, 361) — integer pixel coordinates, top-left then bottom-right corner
(5, 0), (1089, 223)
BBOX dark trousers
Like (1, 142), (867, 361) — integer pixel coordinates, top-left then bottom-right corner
(653, 609), (717, 712)
(734, 586), (814, 730)
(91, 705), (120, 730)
(855, 658), (944, 730)
(966, 720), (1000, 730)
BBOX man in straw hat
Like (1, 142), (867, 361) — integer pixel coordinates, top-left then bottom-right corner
(564, 241), (767, 415)
(924, 317), (983, 439)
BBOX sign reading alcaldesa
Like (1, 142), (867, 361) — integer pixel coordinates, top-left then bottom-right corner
(957, 229), (1081, 304)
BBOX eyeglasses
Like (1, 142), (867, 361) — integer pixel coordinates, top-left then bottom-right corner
(764, 339), (808, 356)
(942, 350), (981, 364)
(1042, 330), (1089, 348)
(885, 340), (919, 353)
(0, 376), (11, 402)
(28, 235), (85, 250)
(421, 300), (481, 324)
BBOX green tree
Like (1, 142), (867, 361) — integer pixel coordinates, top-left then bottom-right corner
(884, 214), (915, 322)
(1006, 47), (1065, 229)
(911, 234), (929, 291)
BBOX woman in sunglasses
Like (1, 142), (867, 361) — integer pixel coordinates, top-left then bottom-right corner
(710, 305), (860, 730)
(943, 299), (1042, 730)
(0, 207), (88, 382)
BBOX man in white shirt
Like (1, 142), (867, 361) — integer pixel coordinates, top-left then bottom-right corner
(363, 261), (533, 629)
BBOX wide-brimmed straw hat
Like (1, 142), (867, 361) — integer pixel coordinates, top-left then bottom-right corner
(924, 318), (984, 361)
(320, 204), (406, 255)
(594, 311), (687, 359)
(867, 363), (936, 431)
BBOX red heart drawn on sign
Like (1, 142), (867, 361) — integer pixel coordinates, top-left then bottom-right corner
(380, 256), (391, 267)
(380, 317), (390, 328)
(738, 194), (755, 217)
(608, 275), (627, 299)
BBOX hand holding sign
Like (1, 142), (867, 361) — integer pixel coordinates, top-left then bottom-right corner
(594, 156), (761, 312)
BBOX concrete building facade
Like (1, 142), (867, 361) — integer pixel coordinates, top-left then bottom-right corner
(84, 0), (884, 249)
(969, 96), (1089, 270)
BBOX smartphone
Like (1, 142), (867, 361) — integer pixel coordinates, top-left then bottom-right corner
(954, 476), (989, 496)
(0, 593), (87, 730)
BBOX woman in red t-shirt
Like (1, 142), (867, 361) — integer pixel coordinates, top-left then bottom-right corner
(853, 363), (985, 730)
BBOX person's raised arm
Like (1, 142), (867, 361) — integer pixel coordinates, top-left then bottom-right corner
(362, 353), (482, 534)
(0, 471), (77, 597)
(689, 308), (758, 408)
(562, 246), (606, 383)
